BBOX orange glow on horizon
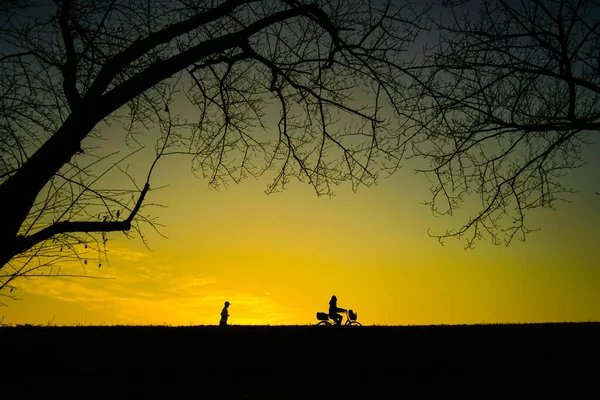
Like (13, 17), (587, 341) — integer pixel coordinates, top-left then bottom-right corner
(4, 153), (600, 326)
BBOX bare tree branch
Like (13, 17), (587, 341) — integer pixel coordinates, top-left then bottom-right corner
(0, 0), (429, 299)
(407, 0), (599, 248)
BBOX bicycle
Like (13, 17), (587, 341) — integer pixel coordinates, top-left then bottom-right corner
(315, 309), (362, 326)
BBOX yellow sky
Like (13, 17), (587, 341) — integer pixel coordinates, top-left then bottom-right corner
(3, 8), (600, 326)
(3, 138), (599, 326)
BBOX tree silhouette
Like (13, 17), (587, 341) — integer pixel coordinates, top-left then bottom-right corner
(0, 0), (428, 299)
(404, 0), (600, 247)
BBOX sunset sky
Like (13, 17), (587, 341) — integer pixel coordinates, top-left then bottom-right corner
(3, 131), (599, 326)
(2, 0), (599, 327)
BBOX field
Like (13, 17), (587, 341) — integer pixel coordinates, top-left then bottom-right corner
(3, 322), (599, 398)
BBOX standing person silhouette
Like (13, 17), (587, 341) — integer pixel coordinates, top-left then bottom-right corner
(329, 295), (346, 326)
(220, 301), (231, 327)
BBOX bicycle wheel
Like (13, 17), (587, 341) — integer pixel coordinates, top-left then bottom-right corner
(317, 321), (332, 326)
(348, 321), (362, 326)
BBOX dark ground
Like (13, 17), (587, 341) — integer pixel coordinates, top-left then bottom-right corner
(3, 323), (599, 398)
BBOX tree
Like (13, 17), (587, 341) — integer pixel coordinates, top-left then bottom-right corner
(404, 0), (600, 247)
(0, 0), (428, 300)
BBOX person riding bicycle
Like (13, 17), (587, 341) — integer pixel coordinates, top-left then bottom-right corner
(328, 295), (346, 325)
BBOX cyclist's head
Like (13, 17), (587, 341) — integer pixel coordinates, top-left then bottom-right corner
(331, 295), (337, 301)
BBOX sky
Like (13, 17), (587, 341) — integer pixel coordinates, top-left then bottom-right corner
(3, 136), (599, 326)
(2, 0), (600, 326)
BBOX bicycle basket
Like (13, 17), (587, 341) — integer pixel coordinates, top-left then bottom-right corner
(316, 312), (329, 321)
(348, 310), (357, 320)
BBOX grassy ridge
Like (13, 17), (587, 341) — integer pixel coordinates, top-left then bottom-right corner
(3, 323), (599, 397)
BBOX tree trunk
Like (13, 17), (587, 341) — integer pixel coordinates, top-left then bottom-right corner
(0, 107), (100, 268)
